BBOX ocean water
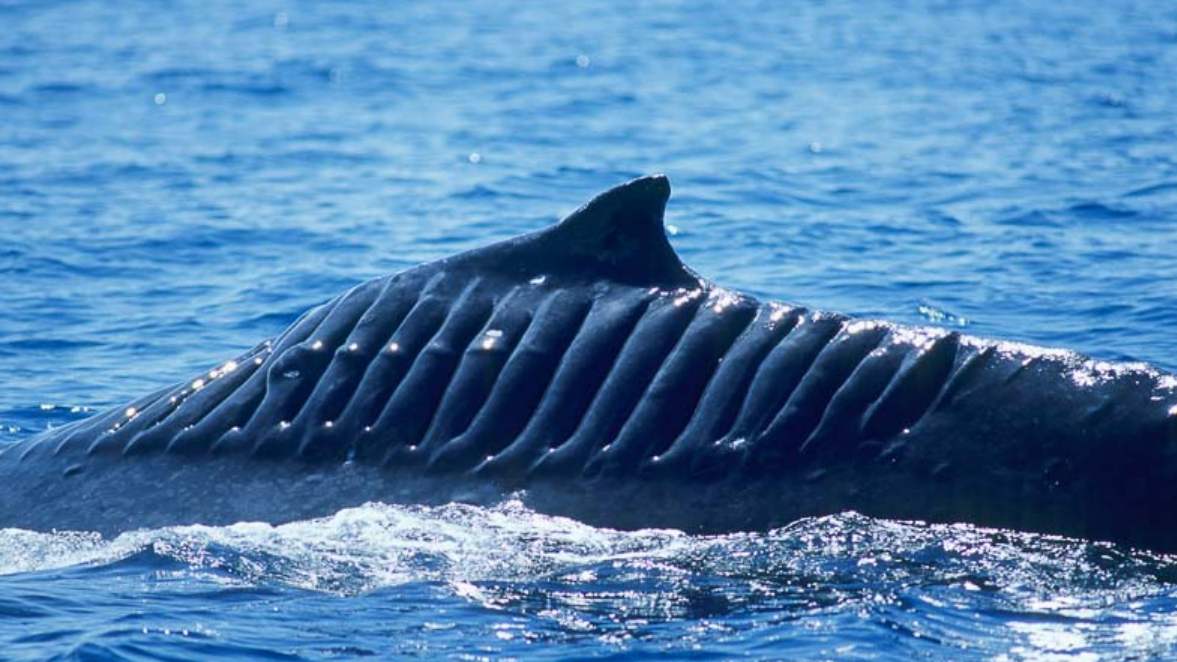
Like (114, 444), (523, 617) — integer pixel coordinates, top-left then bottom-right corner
(2, 0), (1177, 658)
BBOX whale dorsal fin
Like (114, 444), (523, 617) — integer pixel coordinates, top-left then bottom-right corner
(536, 174), (696, 287)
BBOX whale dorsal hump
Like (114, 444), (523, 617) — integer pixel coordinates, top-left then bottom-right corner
(532, 174), (696, 287)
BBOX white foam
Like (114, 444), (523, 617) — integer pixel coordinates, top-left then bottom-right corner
(0, 499), (689, 595)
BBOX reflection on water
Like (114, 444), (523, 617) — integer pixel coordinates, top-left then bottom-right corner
(1, 502), (1175, 658)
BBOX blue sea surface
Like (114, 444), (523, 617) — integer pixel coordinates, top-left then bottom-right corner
(3, 0), (1177, 658)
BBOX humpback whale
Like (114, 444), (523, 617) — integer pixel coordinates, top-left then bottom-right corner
(3, 175), (1176, 550)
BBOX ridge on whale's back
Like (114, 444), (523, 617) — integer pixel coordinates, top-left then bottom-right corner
(3, 175), (1177, 552)
(17, 174), (747, 471)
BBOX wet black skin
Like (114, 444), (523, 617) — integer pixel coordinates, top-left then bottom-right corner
(3, 175), (1175, 550)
